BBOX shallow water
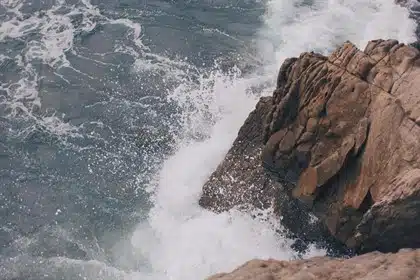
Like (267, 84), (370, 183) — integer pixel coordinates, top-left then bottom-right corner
(0, 0), (417, 279)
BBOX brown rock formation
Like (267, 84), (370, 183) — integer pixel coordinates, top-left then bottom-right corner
(200, 39), (420, 253)
(206, 248), (420, 280)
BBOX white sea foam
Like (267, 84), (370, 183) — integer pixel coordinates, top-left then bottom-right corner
(0, 1), (91, 136)
(0, 0), (149, 136)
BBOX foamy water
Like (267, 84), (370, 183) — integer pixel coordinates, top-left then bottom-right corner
(0, 0), (416, 279)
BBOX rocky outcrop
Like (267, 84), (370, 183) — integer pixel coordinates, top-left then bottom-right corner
(200, 39), (420, 253)
(206, 248), (420, 280)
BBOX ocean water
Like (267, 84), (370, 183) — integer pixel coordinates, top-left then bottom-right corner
(0, 0), (417, 279)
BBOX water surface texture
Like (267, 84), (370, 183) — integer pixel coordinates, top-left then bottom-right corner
(0, 0), (416, 279)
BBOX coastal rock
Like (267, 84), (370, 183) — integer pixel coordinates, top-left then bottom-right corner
(200, 39), (420, 253)
(206, 248), (420, 280)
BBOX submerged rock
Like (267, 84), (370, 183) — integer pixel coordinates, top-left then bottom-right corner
(206, 248), (420, 280)
(200, 39), (420, 253)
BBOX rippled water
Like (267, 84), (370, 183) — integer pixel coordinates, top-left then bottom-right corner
(0, 0), (417, 279)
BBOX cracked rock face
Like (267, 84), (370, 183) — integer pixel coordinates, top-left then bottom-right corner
(206, 249), (420, 280)
(200, 39), (420, 253)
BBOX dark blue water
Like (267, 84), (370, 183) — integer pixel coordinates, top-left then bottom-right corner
(0, 0), (417, 279)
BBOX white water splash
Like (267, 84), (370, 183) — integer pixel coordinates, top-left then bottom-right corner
(258, 0), (416, 73)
